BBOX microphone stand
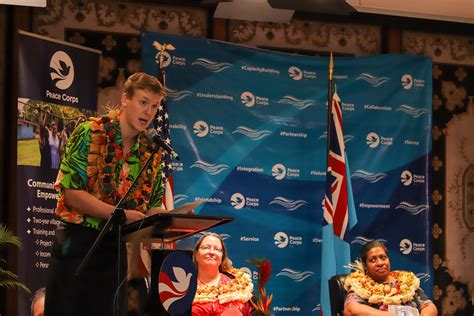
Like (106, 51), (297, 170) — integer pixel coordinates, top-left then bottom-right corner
(75, 141), (163, 316)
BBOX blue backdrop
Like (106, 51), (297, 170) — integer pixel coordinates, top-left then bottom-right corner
(142, 32), (433, 315)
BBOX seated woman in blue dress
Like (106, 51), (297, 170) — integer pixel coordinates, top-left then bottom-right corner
(344, 240), (438, 315)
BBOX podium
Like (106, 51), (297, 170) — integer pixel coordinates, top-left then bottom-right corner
(122, 213), (233, 315)
(123, 212), (233, 244)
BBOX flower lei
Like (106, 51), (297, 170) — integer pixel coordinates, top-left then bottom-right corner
(193, 268), (254, 305)
(86, 110), (163, 215)
(344, 270), (420, 305)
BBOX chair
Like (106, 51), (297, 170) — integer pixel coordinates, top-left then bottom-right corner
(328, 274), (348, 316)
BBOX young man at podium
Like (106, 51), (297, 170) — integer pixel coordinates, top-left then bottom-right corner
(44, 72), (168, 316)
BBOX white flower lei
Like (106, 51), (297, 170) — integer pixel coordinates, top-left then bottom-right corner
(193, 268), (254, 305)
(344, 269), (420, 305)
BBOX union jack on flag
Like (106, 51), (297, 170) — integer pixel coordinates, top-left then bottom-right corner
(320, 92), (357, 316)
(323, 92), (350, 239)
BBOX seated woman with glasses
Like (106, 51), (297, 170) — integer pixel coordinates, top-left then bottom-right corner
(192, 232), (254, 316)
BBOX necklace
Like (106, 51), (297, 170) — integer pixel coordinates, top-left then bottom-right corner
(344, 270), (420, 305)
(86, 110), (163, 213)
(194, 268), (254, 305)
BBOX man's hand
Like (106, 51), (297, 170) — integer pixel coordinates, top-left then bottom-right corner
(125, 210), (146, 224)
(147, 206), (167, 216)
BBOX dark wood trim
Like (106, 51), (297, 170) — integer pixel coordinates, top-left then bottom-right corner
(6, 6), (32, 316)
(386, 25), (401, 54)
(212, 18), (227, 41)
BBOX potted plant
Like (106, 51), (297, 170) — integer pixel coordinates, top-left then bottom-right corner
(0, 224), (30, 292)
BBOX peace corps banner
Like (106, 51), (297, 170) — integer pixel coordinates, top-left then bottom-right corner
(16, 31), (99, 316)
(142, 32), (432, 314)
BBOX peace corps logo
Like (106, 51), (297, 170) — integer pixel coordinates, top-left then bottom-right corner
(288, 66), (303, 81)
(50, 51), (74, 90)
(241, 91), (255, 107)
(158, 252), (197, 314)
(274, 232), (289, 248)
(230, 193), (245, 209)
(366, 132), (380, 148)
(155, 51), (172, 68)
(399, 239), (413, 255)
(401, 170), (413, 186)
(401, 74), (413, 90)
(193, 121), (209, 137)
(272, 164), (286, 180)
(240, 266), (258, 280)
(241, 267), (252, 276)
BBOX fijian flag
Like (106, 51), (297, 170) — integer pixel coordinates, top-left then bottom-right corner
(320, 93), (357, 315)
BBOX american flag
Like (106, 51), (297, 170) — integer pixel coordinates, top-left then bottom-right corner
(155, 99), (174, 210)
(135, 99), (175, 277)
(320, 92), (357, 316)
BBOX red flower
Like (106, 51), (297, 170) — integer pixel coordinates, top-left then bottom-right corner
(258, 260), (271, 292)
(249, 258), (273, 314)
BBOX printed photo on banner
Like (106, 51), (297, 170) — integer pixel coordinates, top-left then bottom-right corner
(17, 99), (96, 169)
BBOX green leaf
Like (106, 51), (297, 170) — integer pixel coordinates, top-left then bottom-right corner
(0, 225), (21, 248)
(0, 224), (30, 293)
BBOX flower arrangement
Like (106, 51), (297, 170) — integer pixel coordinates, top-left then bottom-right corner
(249, 258), (274, 316)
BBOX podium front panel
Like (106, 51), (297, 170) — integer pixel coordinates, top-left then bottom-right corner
(149, 250), (197, 316)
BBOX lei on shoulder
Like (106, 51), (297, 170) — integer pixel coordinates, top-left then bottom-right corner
(193, 268), (254, 305)
(344, 260), (420, 305)
(86, 110), (163, 213)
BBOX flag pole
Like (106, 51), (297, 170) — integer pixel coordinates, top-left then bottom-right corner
(158, 48), (166, 87)
(153, 40), (173, 87)
(152, 41), (176, 210)
(321, 52), (357, 316)
(326, 52), (334, 159)
(153, 41), (167, 130)
(321, 51), (334, 316)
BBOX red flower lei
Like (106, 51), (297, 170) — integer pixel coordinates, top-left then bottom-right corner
(86, 110), (163, 214)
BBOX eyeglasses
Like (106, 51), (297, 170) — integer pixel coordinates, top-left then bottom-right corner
(199, 245), (223, 254)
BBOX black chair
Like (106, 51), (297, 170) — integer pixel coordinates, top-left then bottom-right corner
(328, 274), (348, 316)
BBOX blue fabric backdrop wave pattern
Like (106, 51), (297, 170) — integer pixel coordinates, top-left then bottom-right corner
(142, 32), (432, 314)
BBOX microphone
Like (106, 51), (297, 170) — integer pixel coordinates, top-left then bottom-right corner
(146, 128), (180, 161)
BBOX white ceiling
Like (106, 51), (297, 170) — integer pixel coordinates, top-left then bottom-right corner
(345, 0), (474, 24)
(5, 0), (472, 24)
(215, 0), (474, 24)
(0, 0), (46, 7)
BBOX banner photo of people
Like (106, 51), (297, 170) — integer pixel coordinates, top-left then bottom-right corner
(141, 32), (433, 314)
(16, 31), (100, 316)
